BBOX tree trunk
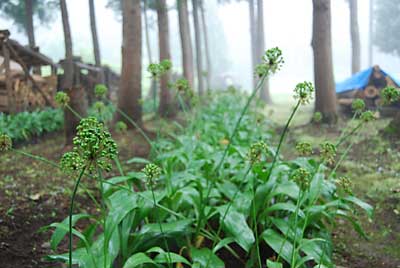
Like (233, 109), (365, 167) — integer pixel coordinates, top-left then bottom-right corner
(60, 0), (86, 144)
(312, 0), (337, 124)
(177, 0), (195, 88)
(157, 0), (175, 117)
(25, 0), (35, 48)
(89, 0), (101, 67)
(368, 0), (374, 66)
(256, 0), (272, 103)
(249, 0), (257, 88)
(192, 0), (204, 96)
(349, 0), (361, 74)
(200, 0), (211, 91)
(143, 0), (157, 102)
(116, 0), (142, 125)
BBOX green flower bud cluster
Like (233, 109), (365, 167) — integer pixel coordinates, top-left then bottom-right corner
(313, 112), (322, 123)
(336, 176), (352, 194)
(115, 121), (128, 133)
(142, 163), (162, 185)
(147, 60), (173, 78)
(93, 101), (106, 113)
(291, 168), (311, 191)
(360, 111), (375, 122)
(55, 92), (70, 107)
(94, 84), (108, 98)
(60, 152), (84, 174)
(248, 141), (269, 163)
(296, 141), (313, 156)
(174, 78), (190, 93)
(381, 86), (400, 104)
(0, 133), (12, 152)
(351, 98), (365, 113)
(61, 117), (117, 174)
(293, 81), (314, 105)
(255, 47), (284, 78)
(320, 142), (336, 165)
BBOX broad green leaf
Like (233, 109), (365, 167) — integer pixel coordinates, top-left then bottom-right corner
(123, 252), (156, 268)
(261, 229), (295, 264)
(190, 247), (224, 268)
(264, 203), (305, 217)
(344, 196), (374, 218)
(267, 259), (283, 268)
(126, 157), (150, 164)
(49, 222), (90, 249)
(217, 206), (255, 252)
(49, 214), (91, 250)
(154, 252), (191, 265)
(213, 237), (236, 253)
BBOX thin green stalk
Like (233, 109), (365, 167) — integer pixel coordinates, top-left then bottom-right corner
(251, 173), (262, 268)
(177, 93), (189, 118)
(148, 179), (172, 268)
(267, 101), (301, 181)
(336, 122), (362, 147)
(66, 104), (83, 120)
(290, 190), (303, 268)
(198, 75), (267, 241)
(97, 168), (107, 268)
(69, 166), (87, 268)
(12, 149), (60, 168)
(116, 108), (157, 153)
(114, 156), (125, 176)
(204, 165), (252, 268)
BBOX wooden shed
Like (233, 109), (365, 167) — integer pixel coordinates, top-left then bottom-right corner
(0, 30), (58, 113)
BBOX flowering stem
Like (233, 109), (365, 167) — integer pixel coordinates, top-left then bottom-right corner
(267, 101), (301, 181)
(204, 165), (252, 268)
(251, 173), (262, 268)
(97, 168), (108, 268)
(12, 149), (60, 169)
(290, 190), (303, 268)
(66, 104), (83, 120)
(116, 108), (157, 153)
(69, 165), (87, 268)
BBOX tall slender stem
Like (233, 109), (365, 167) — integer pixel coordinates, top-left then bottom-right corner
(69, 166), (87, 268)
(97, 168), (107, 268)
(251, 173), (262, 268)
(12, 149), (60, 168)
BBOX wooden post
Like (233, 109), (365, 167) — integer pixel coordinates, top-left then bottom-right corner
(2, 41), (15, 113)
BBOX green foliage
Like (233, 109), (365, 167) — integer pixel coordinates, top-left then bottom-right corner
(293, 81), (314, 105)
(88, 102), (116, 123)
(55, 92), (70, 107)
(351, 98), (366, 113)
(0, 133), (12, 152)
(381, 86), (400, 104)
(94, 84), (108, 99)
(0, 108), (63, 141)
(0, 0), (58, 32)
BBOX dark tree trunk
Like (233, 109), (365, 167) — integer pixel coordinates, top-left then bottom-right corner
(200, 0), (211, 90)
(177, 0), (195, 88)
(60, 0), (87, 145)
(349, 0), (361, 74)
(249, 0), (257, 87)
(256, 0), (272, 103)
(157, 0), (175, 117)
(143, 0), (157, 102)
(89, 0), (101, 67)
(24, 0), (35, 48)
(312, 0), (337, 124)
(116, 0), (142, 125)
(192, 0), (204, 96)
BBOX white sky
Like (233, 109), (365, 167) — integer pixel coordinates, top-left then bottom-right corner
(1, 0), (398, 94)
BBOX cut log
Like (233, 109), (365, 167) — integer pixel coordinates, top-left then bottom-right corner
(364, 85), (379, 98)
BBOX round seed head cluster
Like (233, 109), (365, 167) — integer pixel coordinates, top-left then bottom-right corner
(248, 141), (269, 163)
(71, 117), (117, 172)
(148, 63), (161, 77)
(160, 59), (172, 71)
(93, 101), (106, 113)
(296, 141), (313, 156)
(294, 81), (314, 104)
(381, 86), (400, 104)
(351, 98), (365, 113)
(0, 134), (12, 152)
(360, 111), (375, 122)
(336, 176), (352, 194)
(320, 142), (337, 165)
(313, 112), (323, 123)
(94, 84), (108, 98)
(55, 92), (70, 107)
(60, 151), (84, 174)
(142, 163), (162, 181)
(291, 168), (311, 191)
(115, 121), (128, 133)
(255, 47), (284, 78)
(175, 78), (190, 93)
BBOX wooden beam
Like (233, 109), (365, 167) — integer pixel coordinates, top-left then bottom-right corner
(2, 42), (15, 113)
(6, 41), (54, 107)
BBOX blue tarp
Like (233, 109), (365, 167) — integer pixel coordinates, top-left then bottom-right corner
(335, 67), (400, 93)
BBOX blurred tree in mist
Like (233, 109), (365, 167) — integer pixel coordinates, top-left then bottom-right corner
(348, 0), (361, 74)
(0, 0), (57, 48)
(374, 0), (400, 57)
